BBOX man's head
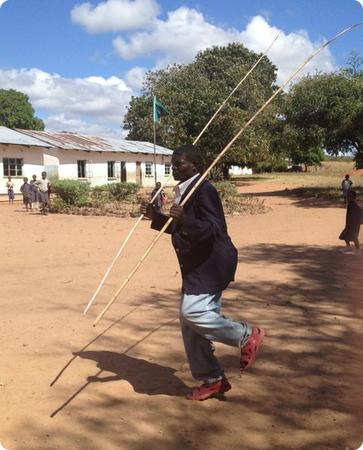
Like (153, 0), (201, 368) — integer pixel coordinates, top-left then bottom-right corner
(172, 145), (201, 182)
(155, 181), (161, 189)
(7, 176), (11, 181)
(345, 174), (350, 180)
(41, 171), (47, 179)
(32, 174), (37, 181)
(23, 177), (28, 183)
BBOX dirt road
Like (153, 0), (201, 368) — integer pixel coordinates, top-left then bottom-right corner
(0, 183), (362, 450)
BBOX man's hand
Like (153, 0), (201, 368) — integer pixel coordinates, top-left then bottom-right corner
(169, 204), (184, 222)
(140, 202), (154, 220)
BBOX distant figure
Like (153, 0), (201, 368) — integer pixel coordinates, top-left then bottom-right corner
(341, 174), (353, 203)
(30, 174), (39, 210)
(339, 190), (362, 256)
(20, 177), (33, 211)
(37, 171), (51, 214)
(150, 181), (167, 213)
(6, 176), (14, 204)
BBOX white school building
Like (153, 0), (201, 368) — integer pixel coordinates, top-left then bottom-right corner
(0, 126), (174, 196)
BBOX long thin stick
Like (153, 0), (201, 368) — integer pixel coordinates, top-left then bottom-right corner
(93, 22), (362, 327)
(83, 34), (280, 315)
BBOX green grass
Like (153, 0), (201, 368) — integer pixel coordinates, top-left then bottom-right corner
(233, 161), (363, 201)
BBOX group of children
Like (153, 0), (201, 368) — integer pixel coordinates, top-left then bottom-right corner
(6, 172), (51, 214)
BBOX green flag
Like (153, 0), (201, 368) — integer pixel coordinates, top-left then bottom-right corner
(153, 96), (168, 123)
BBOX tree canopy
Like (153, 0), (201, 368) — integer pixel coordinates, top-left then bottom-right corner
(0, 89), (44, 130)
(124, 43), (281, 172)
(282, 70), (363, 167)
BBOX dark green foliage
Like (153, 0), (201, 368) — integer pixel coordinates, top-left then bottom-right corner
(52, 180), (91, 207)
(124, 44), (280, 171)
(282, 70), (363, 168)
(0, 89), (44, 130)
(107, 182), (140, 201)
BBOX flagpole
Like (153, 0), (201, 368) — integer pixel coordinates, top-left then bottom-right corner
(153, 95), (157, 184)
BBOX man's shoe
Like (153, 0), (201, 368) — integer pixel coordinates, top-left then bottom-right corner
(240, 327), (266, 371)
(186, 377), (231, 401)
(352, 249), (362, 256)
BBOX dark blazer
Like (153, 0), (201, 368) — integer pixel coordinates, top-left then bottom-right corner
(151, 176), (238, 295)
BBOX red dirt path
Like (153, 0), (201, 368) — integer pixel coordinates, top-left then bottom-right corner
(0, 182), (362, 450)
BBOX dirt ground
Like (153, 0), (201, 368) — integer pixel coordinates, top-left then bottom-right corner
(0, 181), (362, 450)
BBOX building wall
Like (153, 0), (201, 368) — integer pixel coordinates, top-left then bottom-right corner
(45, 148), (175, 188)
(0, 143), (45, 195)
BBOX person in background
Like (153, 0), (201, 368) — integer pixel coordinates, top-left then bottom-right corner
(341, 174), (353, 204)
(20, 177), (33, 211)
(339, 190), (362, 256)
(37, 171), (51, 214)
(6, 176), (15, 204)
(150, 181), (167, 213)
(30, 174), (39, 210)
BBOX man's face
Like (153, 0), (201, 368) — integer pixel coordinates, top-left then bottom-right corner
(42, 172), (46, 179)
(172, 153), (196, 182)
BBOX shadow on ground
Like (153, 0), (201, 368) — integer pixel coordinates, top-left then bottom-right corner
(11, 244), (363, 449)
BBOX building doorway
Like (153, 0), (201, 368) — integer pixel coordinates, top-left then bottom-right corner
(136, 161), (142, 185)
(120, 161), (127, 182)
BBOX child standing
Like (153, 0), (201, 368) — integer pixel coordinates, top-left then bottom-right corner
(341, 174), (353, 204)
(6, 176), (14, 204)
(20, 177), (33, 211)
(30, 174), (39, 210)
(339, 190), (362, 256)
(150, 181), (167, 213)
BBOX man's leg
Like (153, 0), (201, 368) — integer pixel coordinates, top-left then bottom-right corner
(181, 292), (251, 349)
(180, 317), (224, 383)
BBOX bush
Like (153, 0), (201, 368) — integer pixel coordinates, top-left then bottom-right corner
(213, 180), (268, 215)
(52, 180), (91, 206)
(107, 182), (140, 201)
(213, 181), (238, 200)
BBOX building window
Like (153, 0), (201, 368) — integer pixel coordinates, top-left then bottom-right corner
(145, 161), (153, 177)
(108, 161), (115, 178)
(3, 158), (23, 177)
(77, 160), (87, 178)
(164, 163), (171, 176)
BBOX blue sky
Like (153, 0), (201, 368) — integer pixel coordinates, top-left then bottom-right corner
(0, 0), (362, 137)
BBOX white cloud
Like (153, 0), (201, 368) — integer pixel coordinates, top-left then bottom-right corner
(125, 66), (147, 90)
(0, 68), (135, 136)
(71, 0), (160, 33)
(113, 10), (335, 85)
(0, 0), (7, 8)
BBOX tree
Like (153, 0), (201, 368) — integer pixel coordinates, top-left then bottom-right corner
(0, 89), (44, 130)
(123, 44), (281, 175)
(282, 70), (363, 167)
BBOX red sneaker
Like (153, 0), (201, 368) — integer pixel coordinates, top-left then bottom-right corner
(186, 377), (231, 401)
(240, 327), (266, 371)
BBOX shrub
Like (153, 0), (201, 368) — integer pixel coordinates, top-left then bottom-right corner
(91, 185), (110, 207)
(107, 182), (140, 201)
(213, 180), (268, 215)
(213, 180), (238, 200)
(52, 180), (91, 206)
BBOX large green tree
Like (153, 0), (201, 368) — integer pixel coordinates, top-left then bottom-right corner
(282, 70), (363, 167)
(124, 44), (281, 174)
(0, 89), (44, 130)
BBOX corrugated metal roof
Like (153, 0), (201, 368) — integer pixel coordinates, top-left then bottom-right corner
(0, 126), (51, 147)
(16, 129), (173, 156)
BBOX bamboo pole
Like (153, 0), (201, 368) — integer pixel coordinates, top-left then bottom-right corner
(83, 34), (280, 315)
(93, 22), (362, 327)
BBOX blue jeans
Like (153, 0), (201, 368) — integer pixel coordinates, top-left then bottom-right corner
(180, 292), (251, 382)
